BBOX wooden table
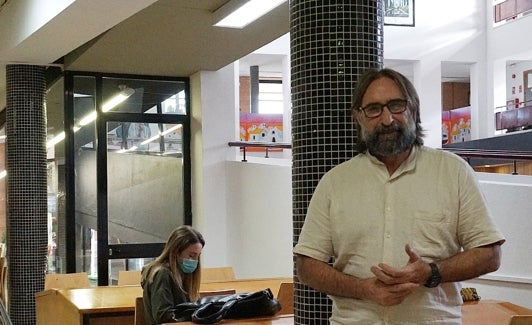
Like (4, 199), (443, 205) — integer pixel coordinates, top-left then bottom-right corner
(170, 301), (532, 325)
(36, 285), (142, 325)
(462, 300), (532, 325)
(35, 277), (292, 325)
(37, 282), (528, 325)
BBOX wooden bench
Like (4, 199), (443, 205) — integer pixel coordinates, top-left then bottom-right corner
(117, 270), (141, 286)
(118, 266), (236, 286)
(276, 282), (294, 315)
(44, 272), (91, 290)
(199, 277), (293, 295)
(202, 267), (236, 283)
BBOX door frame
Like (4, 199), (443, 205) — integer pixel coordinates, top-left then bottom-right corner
(64, 71), (191, 285)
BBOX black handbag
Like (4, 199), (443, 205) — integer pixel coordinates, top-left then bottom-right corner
(172, 288), (281, 324)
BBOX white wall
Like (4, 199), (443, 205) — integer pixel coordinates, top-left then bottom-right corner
(192, 58), (293, 278)
(384, 0), (486, 147)
(191, 63), (239, 268)
(463, 172), (532, 308)
(225, 161), (293, 279)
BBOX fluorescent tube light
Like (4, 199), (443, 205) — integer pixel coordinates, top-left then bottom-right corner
(47, 132), (65, 149)
(140, 125), (182, 146)
(213, 0), (285, 29)
(102, 87), (135, 112)
(46, 86), (134, 149)
(77, 86), (134, 127)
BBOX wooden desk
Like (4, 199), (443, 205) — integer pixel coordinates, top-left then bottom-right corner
(170, 301), (532, 325)
(36, 286), (142, 325)
(43, 279), (532, 325)
(35, 277), (292, 325)
(167, 314), (294, 325)
(462, 300), (532, 325)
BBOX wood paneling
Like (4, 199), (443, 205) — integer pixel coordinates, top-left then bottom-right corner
(442, 82), (470, 110)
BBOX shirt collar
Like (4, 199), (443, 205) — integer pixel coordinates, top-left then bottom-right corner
(365, 145), (419, 179)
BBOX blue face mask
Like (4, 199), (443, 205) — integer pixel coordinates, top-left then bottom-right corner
(180, 258), (198, 274)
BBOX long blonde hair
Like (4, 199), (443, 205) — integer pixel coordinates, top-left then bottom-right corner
(141, 225), (205, 300)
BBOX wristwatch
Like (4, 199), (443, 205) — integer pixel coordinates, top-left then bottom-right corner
(424, 262), (442, 288)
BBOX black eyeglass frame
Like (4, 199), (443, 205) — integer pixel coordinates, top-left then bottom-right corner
(358, 98), (408, 118)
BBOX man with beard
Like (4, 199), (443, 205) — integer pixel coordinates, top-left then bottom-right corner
(293, 68), (505, 324)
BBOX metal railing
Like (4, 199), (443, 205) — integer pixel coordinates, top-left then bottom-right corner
(442, 147), (532, 175)
(228, 141), (532, 175)
(228, 141), (291, 162)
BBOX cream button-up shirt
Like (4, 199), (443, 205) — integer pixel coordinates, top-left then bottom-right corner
(294, 146), (505, 324)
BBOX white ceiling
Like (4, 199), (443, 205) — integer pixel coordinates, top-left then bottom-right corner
(1, 0), (472, 115)
(0, 0), (289, 111)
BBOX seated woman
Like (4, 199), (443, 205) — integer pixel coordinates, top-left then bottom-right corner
(141, 225), (205, 324)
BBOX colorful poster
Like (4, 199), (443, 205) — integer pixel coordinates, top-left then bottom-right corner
(239, 113), (283, 152)
(442, 111), (451, 145)
(449, 106), (471, 143)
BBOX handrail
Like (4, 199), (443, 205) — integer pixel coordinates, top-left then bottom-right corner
(228, 141), (532, 175)
(442, 148), (532, 161)
(228, 141), (291, 162)
(442, 147), (532, 175)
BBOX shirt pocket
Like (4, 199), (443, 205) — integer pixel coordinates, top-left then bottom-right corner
(412, 211), (454, 260)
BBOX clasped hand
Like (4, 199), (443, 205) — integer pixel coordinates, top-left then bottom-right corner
(363, 244), (428, 306)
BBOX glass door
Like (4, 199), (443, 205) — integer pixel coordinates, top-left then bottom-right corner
(66, 73), (191, 285)
(104, 121), (186, 284)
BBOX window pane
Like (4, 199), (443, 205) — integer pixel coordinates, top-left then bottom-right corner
(259, 82), (283, 114)
(73, 76), (97, 274)
(107, 122), (184, 244)
(101, 78), (187, 115)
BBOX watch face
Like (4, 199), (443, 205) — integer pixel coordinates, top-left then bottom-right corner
(424, 263), (441, 288)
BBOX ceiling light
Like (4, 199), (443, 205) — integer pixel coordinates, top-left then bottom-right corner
(213, 0), (285, 29)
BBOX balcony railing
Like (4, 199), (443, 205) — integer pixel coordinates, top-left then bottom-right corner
(228, 141), (291, 162)
(442, 147), (532, 175)
(229, 141), (532, 175)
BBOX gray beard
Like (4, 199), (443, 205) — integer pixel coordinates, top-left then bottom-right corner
(363, 121), (416, 157)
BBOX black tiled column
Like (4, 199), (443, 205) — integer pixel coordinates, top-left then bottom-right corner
(290, 1), (383, 323)
(6, 64), (48, 324)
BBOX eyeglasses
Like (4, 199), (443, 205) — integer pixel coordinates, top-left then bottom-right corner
(359, 99), (408, 118)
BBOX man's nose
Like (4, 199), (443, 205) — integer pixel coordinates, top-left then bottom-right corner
(379, 106), (395, 125)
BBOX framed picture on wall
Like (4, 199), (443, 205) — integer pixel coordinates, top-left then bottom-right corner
(384, 0), (415, 27)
